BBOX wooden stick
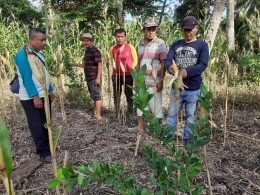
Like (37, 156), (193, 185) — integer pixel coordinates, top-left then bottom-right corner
(204, 145), (213, 195)
(63, 150), (69, 168)
(134, 134), (141, 156)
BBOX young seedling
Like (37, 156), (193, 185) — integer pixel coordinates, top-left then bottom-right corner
(48, 65), (213, 195)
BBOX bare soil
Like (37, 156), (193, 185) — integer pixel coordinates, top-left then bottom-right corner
(1, 80), (260, 195)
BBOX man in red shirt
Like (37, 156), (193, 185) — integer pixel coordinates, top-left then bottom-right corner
(110, 28), (137, 119)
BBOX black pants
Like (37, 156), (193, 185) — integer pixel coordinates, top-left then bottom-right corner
(20, 97), (51, 158)
(112, 75), (133, 106)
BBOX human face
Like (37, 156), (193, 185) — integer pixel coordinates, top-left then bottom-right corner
(182, 26), (198, 43)
(115, 32), (126, 46)
(143, 26), (156, 40)
(81, 38), (93, 48)
(30, 33), (46, 51)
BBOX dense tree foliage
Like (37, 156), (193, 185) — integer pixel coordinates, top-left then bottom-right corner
(49, 0), (163, 23)
(236, 0), (260, 52)
(174, 0), (211, 24)
(0, 0), (44, 27)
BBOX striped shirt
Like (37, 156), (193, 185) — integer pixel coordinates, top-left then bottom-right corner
(138, 37), (167, 86)
(84, 46), (102, 81)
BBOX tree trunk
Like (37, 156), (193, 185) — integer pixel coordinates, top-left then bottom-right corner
(44, 0), (49, 35)
(113, 0), (124, 26)
(158, 0), (167, 26)
(205, 0), (226, 51)
(256, 11), (260, 50)
(226, 0), (235, 50)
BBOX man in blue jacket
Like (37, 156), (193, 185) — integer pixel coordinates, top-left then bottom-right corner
(165, 16), (209, 143)
(15, 28), (55, 163)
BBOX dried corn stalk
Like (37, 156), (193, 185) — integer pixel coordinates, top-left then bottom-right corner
(152, 63), (157, 115)
(25, 45), (61, 195)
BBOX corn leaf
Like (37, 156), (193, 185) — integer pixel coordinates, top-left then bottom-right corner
(0, 117), (12, 177)
(53, 125), (62, 151)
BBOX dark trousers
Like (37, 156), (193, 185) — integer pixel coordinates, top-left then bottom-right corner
(20, 97), (51, 158)
(112, 75), (133, 107)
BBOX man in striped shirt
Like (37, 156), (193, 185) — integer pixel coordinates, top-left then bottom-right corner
(128, 20), (167, 133)
(70, 33), (103, 119)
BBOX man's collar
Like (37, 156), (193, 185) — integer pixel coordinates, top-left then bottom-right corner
(140, 36), (157, 46)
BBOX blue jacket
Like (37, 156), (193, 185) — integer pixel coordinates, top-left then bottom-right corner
(15, 48), (53, 99)
(165, 39), (209, 91)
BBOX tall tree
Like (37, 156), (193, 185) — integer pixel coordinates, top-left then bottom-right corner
(0, 0), (44, 26)
(49, 0), (163, 25)
(158, 0), (167, 26)
(204, 0), (226, 51)
(113, 0), (124, 26)
(174, 0), (209, 23)
(234, 10), (255, 52)
(226, 0), (235, 50)
(236, 0), (260, 50)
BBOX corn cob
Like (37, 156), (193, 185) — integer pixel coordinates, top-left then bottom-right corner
(170, 62), (178, 73)
(105, 51), (110, 71)
(57, 62), (64, 76)
(56, 44), (62, 62)
(111, 56), (116, 69)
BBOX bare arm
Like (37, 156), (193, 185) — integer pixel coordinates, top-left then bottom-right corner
(136, 61), (140, 73)
(95, 62), (102, 86)
(70, 63), (84, 68)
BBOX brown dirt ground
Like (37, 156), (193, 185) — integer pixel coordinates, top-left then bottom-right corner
(1, 78), (260, 195)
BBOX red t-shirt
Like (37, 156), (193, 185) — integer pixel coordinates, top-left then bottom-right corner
(111, 44), (135, 76)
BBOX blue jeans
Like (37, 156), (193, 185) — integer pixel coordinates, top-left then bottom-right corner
(166, 89), (200, 139)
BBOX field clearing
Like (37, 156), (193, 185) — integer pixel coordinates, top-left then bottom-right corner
(1, 77), (260, 195)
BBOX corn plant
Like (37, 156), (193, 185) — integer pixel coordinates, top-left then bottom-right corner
(0, 117), (15, 195)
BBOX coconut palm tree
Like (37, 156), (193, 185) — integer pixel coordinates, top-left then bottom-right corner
(204, 0), (226, 51)
(226, 0), (235, 50)
(236, 0), (260, 50)
(234, 10), (255, 53)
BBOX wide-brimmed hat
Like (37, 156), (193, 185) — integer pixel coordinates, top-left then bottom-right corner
(142, 20), (157, 28)
(181, 16), (198, 30)
(80, 33), (93, 40)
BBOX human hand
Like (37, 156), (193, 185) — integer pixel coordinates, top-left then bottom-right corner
(95, 78), (101, 86)
(169, 63), (178, 74)
(49, 91), (55, 103)
(70, 62), (78, 67)
(181, 69), (187, 78)
(157, 80), (163, 92)
(33, 96), (43, 109)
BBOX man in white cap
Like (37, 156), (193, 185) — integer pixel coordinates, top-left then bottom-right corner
(70, 33), (103, 119)
(128, 20), (167, 133)
(165, 16), (209, 144)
